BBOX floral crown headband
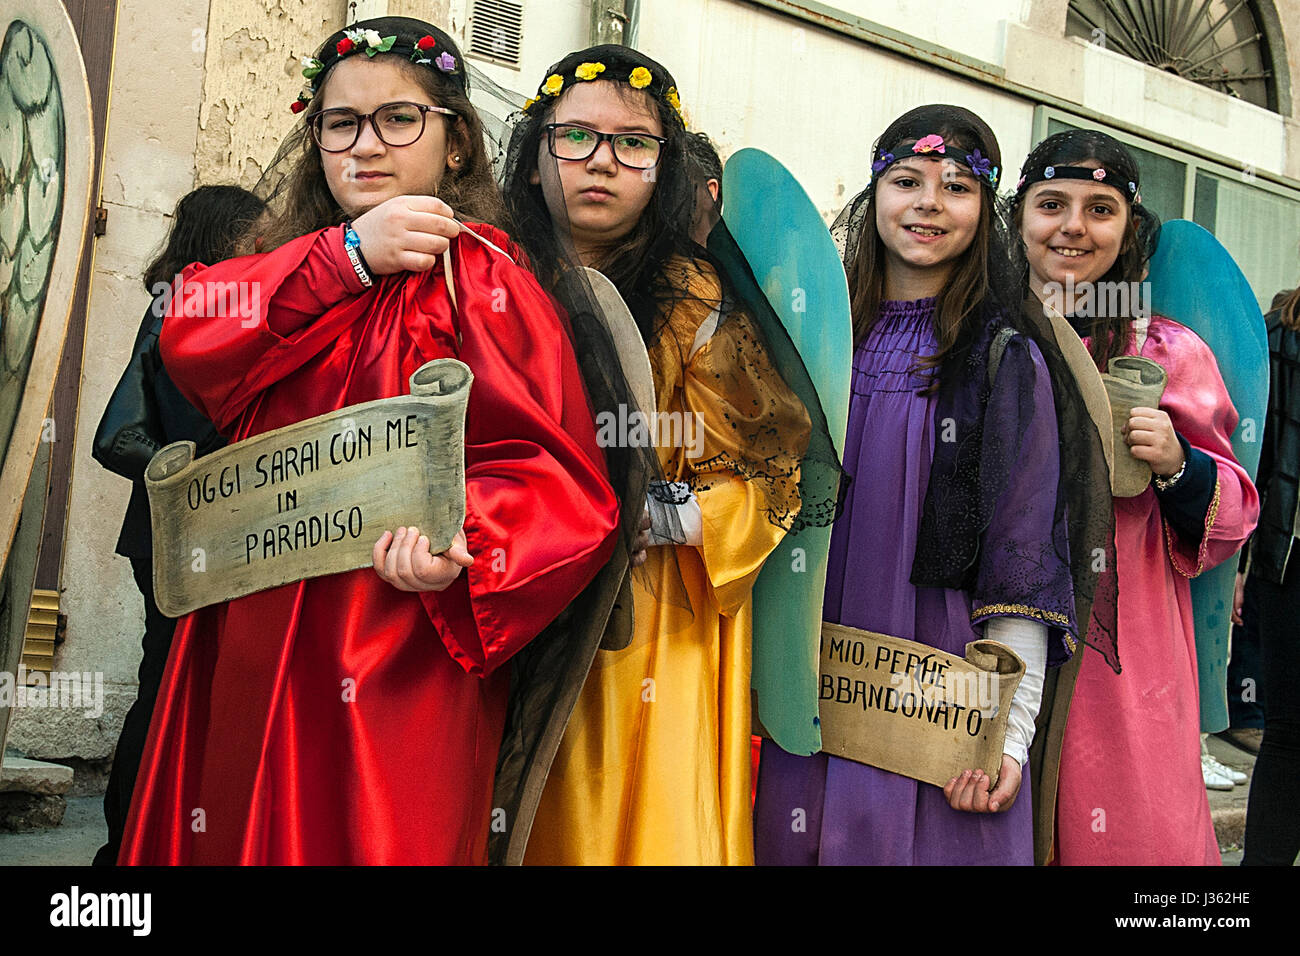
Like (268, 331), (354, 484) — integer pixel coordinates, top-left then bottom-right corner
(870, 134), (1000, 190)
(1015, 163), (1141, 203)
(291, 27), (462, 114)
(522, 60), (684, 122)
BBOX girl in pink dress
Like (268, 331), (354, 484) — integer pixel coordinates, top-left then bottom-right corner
(1013, 129), (1259, 865)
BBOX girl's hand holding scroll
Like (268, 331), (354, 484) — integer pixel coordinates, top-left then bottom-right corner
(372, 525), (474, 592)
(943, 755), (1022, 814)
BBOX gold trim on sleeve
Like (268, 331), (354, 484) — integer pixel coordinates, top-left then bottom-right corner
(970, 603), (1072, 627)
(1164, 475), (1222, 579)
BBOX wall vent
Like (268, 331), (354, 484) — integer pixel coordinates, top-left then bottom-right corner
(468, 0), (524, 69)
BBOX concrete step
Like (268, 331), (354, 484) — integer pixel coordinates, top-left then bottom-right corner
(0, 755), (73, 795)
(0, 756), (74, 833)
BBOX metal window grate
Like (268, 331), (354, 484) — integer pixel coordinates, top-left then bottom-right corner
(1066, 0), (1275, 112)
(468, 0), (524, 69)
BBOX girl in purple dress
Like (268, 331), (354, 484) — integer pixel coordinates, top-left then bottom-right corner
(754, 105), (1113, 865)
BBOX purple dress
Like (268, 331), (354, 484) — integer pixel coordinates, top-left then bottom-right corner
(754, 298), (1064, 866)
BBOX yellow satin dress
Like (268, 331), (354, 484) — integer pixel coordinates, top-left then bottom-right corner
(525, 258), (810, 865)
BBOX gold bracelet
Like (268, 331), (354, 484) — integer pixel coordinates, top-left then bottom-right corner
(1153, 458), (1187, 492)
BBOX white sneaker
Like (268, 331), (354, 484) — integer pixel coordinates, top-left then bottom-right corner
(1202, 752), (1237, 789)
(1203, 752), (1248, 785)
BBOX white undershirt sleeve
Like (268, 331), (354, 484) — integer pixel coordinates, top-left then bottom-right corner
(645, 491), (704, 546)
(982, 616), (1049, 768)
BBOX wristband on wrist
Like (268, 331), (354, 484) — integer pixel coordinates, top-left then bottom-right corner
(342, 223), (372, 288)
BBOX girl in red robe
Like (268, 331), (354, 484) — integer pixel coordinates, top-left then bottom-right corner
(118, 17), (618, 865)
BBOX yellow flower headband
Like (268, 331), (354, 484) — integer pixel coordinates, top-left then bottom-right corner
(524, 61), (684, 122)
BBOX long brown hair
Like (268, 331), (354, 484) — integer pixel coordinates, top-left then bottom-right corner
(257, 54), (506, 254)
(1274, 286), (1300, 330)
(144, 185), (265, 290)
(848, 183), (994, 374)
(843, 105), (1009, 389)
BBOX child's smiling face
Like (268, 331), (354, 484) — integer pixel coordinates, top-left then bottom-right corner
(1020, 166), (1130, 298)
(873, 154), (983, 290)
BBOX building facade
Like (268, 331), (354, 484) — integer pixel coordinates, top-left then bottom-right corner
(9, 0), (1300, 788)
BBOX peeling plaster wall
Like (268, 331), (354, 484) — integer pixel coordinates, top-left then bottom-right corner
(191, 2), (457, 189)
(195, 1), (348, 189)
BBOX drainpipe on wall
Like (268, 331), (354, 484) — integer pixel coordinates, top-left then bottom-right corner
(591, 0), (638, 48)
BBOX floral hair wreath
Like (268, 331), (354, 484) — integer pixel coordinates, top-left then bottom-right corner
(291, 28), (459, 113)
(869, 134), (1000, 189)
(522, 61), (684, 122)
(1014, 164), (1141, 203)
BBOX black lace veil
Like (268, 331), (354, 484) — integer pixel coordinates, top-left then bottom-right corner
(833, 104), (1119, 670)
(488, 45), (841, 863)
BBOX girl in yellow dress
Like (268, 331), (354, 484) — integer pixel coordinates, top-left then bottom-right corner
(501, 45), (814, 864)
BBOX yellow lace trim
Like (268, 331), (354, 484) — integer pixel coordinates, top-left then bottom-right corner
(970, 603), (1072, 628)
(1165, 475), (1222, 579)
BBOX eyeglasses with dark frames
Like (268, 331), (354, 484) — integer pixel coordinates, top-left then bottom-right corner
(307, 101), (458, 153)
(544, 123), (667, 170)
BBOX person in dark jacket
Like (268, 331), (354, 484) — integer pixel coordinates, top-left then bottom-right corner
(90, 184), (264, 865)
(1220, 292), (1294, 760)
(1234, 286), (1300, 866)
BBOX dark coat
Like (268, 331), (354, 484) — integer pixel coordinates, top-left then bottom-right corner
(1248, 308), (1300, 583)
(92, 299), (225, 560)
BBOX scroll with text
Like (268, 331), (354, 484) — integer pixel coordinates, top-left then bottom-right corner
(146, 359), (472, 617)
(817, 622), (1025, 788)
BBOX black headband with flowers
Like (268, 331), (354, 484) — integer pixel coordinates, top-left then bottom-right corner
(1014, 163), (1141, 202)
(523, 60), (684, 123)
(291, 26), (462, 114)
(870, 134), (1000, 190)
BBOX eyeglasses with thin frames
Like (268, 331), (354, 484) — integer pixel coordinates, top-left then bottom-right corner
(544, 123), (667, 170)
(307, 101), (458, 153)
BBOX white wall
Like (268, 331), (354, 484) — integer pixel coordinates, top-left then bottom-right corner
(459, 0), (1294, 213)
(835, 0), (1027, 66)
(640, 0), (1035, 220)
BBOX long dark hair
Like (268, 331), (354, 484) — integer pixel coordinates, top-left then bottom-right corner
(143, 185), (265, 291)
(257, 17), (506, 254)
(502, 44), (699, 334)
(838, 105), (1013, 385)
(1011, 129), (1162, 371)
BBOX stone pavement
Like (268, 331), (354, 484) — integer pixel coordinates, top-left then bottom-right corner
(0, 794), (105, 866)
(1206, 731), (1257, 866)
(0, 734), (1280, 866)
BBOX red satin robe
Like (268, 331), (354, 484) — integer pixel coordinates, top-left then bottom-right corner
(119, 223), (618, 865)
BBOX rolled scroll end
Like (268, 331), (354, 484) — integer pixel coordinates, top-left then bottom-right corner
(409, 358), (474, 398)
(966, 639), (1027, 677)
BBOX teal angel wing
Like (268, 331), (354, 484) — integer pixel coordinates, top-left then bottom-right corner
(720, 148), (853, 756)
(1146, 219), (1268, 733)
